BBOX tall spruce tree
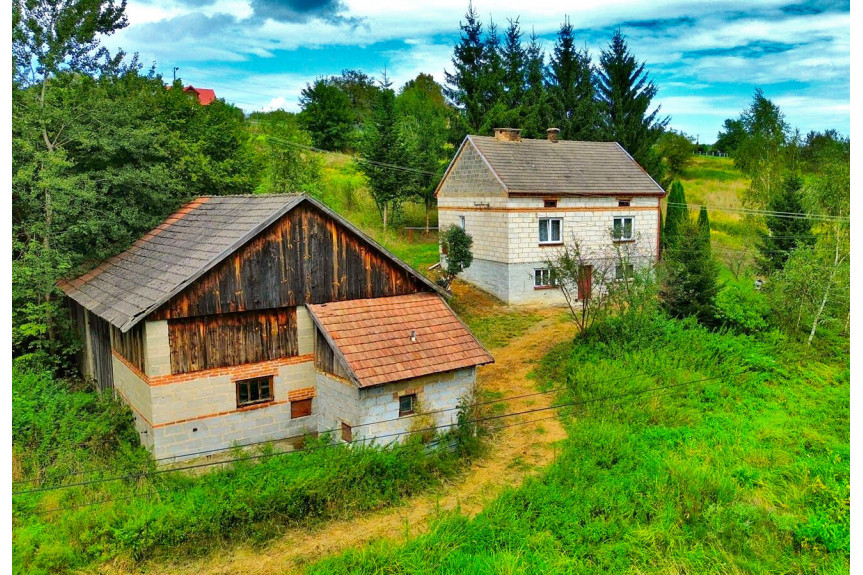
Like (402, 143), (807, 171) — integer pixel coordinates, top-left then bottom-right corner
(477, 17), (506, 133)
(756, 174), (814, 273)
(659, 220), (720, 324)
(359, 75), (406, 230)
(663, 180), (688, 251)
(521, 29), (549, 139)
(547, 17), (598, 141)
(444, 2), (485, 133)
(596, 29), (668, 178)
(501, 18), (526, 112)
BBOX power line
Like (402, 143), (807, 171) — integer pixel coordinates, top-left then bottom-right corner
(29, 371), (743, 515)
(13, 370), (747, 497)
(665, 202), (849, 222)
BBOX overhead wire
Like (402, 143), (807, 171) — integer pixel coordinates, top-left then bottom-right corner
(13, 370), (747, 498)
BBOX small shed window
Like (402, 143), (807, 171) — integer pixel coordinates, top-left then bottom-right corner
(399, 394), (416, 417)
(613, 216), (634, 241)
(291, 398), (312, 418)
(538, 218), (562, 244)
(236, 376), (273, 407)
(341, 422), (353, 442)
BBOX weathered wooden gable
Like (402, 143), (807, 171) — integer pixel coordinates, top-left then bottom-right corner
(150, 202), (429, 321)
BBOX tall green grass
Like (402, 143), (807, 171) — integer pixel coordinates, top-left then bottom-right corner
(11, 362), (475, 573)
(311, 316), (850, 574)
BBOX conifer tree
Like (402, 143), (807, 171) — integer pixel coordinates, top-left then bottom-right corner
(596, 30), (668, 177)
(756, 174), (814, 273)
(659, 220), (720, 324)
(444, 2), (485, 132)
(359, 74), (406, 230)
(477, 17), (505, 133)
(547, 17), (598, 141)
(697, 206), (711, 249)
(521, 29), (549, 139)
(663, 180), (688, 251)
(501, 18), (526, 111)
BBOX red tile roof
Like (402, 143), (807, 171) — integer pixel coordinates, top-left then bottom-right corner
(183, 85), (217, 105)
(307, 293), (493, 388)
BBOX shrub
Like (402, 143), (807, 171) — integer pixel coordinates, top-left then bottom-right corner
(714, 279), (770, 333)
(439, 225), (473, 290)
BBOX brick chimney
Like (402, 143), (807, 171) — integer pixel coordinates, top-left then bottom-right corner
(493, 128), (522, 142)
(547, 128), (560, 143)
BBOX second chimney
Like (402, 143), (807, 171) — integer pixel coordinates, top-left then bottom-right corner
(494, 128), (522, 142)
(547, 128), (560, 143)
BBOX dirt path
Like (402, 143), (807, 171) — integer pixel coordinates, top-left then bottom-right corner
(141, 306), (574, 575)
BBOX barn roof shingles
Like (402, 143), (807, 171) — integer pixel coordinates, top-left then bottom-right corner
(460, 135), (665, 196)
(307, 293), (494, 388)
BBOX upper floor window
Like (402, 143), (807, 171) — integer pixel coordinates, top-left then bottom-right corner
(618, 198), (631, 207)
(538, 218), (562, 244)
(613, 216), (634, 241)
(544, 198), (558, 208)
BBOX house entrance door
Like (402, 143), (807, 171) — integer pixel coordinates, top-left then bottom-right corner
(577, 265), (593, 301)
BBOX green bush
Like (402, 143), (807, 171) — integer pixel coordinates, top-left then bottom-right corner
(714, 279), (770, 333)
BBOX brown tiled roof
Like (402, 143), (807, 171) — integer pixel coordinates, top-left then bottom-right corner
(59, 195), (442, 332)
(463, 135), (665, 196)
(307, 293), (494, 388)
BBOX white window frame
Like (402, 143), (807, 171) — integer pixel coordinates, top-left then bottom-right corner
(458, 215), (466, 230)
(538, 218), (562, 244)
(534, 268), (555, 289)
(613, 216), (635, 241)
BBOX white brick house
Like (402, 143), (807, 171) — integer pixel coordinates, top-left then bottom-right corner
(436, 128), (666, 305)
(61, 195), (492, 461)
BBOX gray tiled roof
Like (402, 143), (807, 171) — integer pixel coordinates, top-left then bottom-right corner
(467, 136), (665, 196)
(60, 195), (305, 332)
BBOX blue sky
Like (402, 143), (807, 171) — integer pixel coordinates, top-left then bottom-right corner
(104, 0), (850, 142)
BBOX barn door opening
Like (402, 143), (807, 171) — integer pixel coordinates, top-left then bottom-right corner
(577, 265), (593, 301)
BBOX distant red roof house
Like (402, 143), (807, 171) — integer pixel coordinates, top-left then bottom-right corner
(182, 85), (217, 105)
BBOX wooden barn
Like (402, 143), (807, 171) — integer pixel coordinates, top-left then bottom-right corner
(60, 194), (493, 460)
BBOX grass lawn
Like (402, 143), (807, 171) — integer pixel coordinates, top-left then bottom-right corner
(310, 316), (850, 574)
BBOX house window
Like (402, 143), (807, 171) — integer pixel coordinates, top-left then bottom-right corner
(341, 422), (353, 442)
(618, 199), (631, 207)
(544, 199), (558, 208)
(534, 268), (556, 289)
(458, 215), (466, 230)
(613, 216), (634, 241)
(538, 218), (562, 244)
(236, 376), (273, 408)
(399, 394), (416, 416)
(291, 398), (312, 418)
(615, 263), (635, 280)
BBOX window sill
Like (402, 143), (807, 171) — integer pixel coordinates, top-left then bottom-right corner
(237, 400), (276, 412)
(538, 242), (563, 247)
(534, 285), (558, 290)
(399, 410), (415, 417)
(612, 239), (636, 244)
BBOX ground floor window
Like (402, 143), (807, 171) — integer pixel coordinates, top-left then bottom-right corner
(291, 398), (312, 418)
(399, 394), (416, 416)
(615, 262), (635, 280)
(236, 376), (273, 407)
(534, 268), (555, 289)
(341, 422), (353, 442)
